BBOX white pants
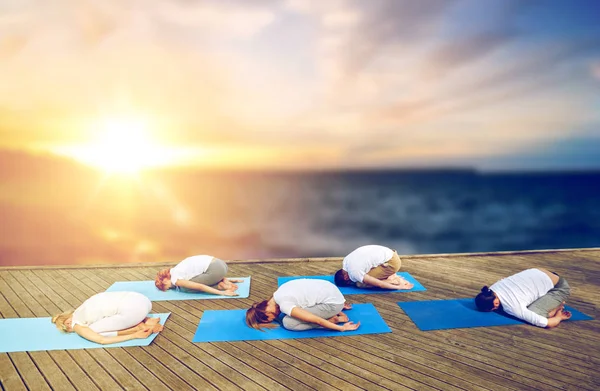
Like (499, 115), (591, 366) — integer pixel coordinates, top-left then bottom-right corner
(89, 292), (152, 333)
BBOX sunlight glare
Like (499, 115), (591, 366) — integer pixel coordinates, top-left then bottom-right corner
(85, 117), (157, 174)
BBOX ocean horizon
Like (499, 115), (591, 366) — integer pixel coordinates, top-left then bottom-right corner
(1, 152), (599, 266)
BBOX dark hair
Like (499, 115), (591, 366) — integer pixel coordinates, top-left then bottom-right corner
(246, 300), (278, 330)
(474, 286), (496, 312)
(334, 269), (352, 287)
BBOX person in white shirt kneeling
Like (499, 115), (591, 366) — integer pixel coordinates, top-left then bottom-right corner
(474, 268), (572, 328)
(334, 245), (414, 290)
(246, 279), (360, 332)
(52, 291), (162, 344)
(155, 255), (242, 296)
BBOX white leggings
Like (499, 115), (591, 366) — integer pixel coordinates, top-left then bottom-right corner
(89, 292), (152, 334)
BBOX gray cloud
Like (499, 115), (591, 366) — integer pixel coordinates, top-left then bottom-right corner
(328, 0), (459, 79)
(372, 36), (600, 125)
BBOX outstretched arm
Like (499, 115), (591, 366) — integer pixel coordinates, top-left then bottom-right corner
(362, 274), (411, 290)
(176, 279), (238, 296)
(73, 325), (153, 345)
(289, 307), (359, 331)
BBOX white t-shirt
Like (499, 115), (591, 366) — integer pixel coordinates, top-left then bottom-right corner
(342, 245), (394, 283)
(170, 255), (214, 285)
(491, 268), (555, 327)
(72, 291), (132, 329)
(273, 279), (345, 316)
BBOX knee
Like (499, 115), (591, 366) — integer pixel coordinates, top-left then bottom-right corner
(282, 316), (294, 330)
(282, 316), (303, 331)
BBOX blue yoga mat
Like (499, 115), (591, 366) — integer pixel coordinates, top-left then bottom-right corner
(0, 313), (170, 353)
(192, 303), (391, 342)
(277, 272), (426, 294)
(398, 299), (594, 331)
(106, 277), (251, 300)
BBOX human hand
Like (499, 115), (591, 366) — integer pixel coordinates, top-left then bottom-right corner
(343, 303), (353, 310)
(339, 321), (360, 331)
(218, 280), (239, 291)
(134, 328), (153, 339)
(220, 290), (239, 296)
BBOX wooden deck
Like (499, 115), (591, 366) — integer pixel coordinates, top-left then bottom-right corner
(1, 249), (599, 391)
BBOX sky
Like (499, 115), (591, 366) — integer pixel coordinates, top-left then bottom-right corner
(1, 0), (599, 171)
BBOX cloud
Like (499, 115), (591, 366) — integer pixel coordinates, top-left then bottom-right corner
(1, 0), (600, 170)
(423, 31), (517, 78)
(155, 0), (277, 39)
(592, 61), (600, 80)
(288, 0), (457, 82)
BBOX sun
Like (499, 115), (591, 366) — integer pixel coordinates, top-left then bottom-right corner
(62, 117), (164, 175)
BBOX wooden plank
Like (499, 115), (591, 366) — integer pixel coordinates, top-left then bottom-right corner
(66, 350), (123, 391)
(254, 258), (600, 391)
(44, 269), (148, 391)
(0, 290), (17, 318)
(32, 268), (184, 389)
(0, 354), (27, 391)
(86, 267), (243, 391)
(0, 250), (598, 391)
(53, 269), (173, 391)
(243, 267), (484, 391)
(8, 353), (52, 391)
(0, 271), (76, 391)
(26, 269), (123, 391)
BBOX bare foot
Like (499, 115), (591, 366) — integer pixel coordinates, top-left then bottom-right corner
(330, 312), (349, 323)
(343, 303), (353, 310)
(151, 324), (164, 333)
(548, 302), (565, 317)
(144, 317), (160, 327)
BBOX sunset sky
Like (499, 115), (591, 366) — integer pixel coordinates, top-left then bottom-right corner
(1, 0), (599, 171)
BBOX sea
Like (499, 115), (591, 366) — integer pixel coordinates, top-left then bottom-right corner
(155, 169), (600, 259)
(2, 160), (600, 265)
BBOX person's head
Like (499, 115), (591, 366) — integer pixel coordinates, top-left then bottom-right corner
(51, 310), (75, 333)
(334, 269), (352, 287)
(245, 299), (280, 330)
(155, 269), (173, 291)
(474, 286), (500, 312)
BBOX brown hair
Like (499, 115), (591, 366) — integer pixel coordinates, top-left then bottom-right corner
(155, 269), (171, 291)
(334, 269), (352, 287)
(246, 300), (278, 331)
(51, 310), (74, 333)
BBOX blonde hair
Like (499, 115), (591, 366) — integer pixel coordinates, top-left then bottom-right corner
(245, 300), (278, 331)
(51, 310), (74, 333)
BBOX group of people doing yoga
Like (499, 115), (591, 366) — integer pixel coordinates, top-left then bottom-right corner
(51, 245), (574, 345)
